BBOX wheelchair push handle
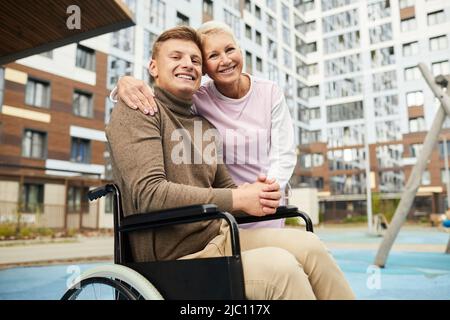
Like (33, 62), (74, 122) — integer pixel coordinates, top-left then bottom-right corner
(88, 184), (115, 201)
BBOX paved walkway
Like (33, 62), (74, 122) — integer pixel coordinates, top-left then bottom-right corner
(0, 224), (447, 268)
(0, 237), (113, 268)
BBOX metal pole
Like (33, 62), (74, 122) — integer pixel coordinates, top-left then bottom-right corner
(374, 64), (450, 267)
(364, 128), (373, 234)
(444, 136), (450, 211)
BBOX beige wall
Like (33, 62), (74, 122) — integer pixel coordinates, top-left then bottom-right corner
(98, 197), (113, 229)
(289, 188), (320, 225)
(0, 180), (19, 202)
(0, 181), (19, 222)
(40, 184), (66, 228)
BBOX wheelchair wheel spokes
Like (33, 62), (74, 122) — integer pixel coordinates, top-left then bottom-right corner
(62, 277), (139, 300)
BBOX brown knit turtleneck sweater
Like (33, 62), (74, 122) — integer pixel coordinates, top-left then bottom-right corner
(105, 86), (236, 261)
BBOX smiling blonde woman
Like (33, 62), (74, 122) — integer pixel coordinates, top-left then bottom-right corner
(111, 21), (296, 229)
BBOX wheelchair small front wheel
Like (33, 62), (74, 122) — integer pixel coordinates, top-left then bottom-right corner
(62, 277), (139, 300)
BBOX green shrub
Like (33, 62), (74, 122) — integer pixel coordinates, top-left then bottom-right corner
(343, 215), (367, 223)
(66, 228), (77, 237)
(19, 227), (33, 238)
(285, 217), (301, 226)
(0, 223), (16, 238)
(36, 227), (54, 237)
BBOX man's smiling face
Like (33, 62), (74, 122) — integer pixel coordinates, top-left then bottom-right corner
(149, 39), (202, 100)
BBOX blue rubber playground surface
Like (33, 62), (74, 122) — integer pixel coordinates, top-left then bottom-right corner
(1, 227), (449, 300)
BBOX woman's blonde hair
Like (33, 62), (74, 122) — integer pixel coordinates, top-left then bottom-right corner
(196, 20), (239, 46)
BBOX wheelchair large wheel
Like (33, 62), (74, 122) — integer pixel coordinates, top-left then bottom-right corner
(62, 277), (139, 300)
(61, 264), (164, 300)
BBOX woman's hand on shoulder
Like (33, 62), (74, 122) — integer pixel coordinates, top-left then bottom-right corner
(117, 76), (158, 115)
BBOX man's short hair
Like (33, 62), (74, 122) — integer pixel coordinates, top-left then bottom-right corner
(151, 26), (203, 59)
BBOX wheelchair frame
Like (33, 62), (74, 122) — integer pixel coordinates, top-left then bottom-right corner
(62, 184), (314, 300)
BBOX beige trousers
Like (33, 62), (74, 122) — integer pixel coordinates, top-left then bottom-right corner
(180, 221), (356, 300)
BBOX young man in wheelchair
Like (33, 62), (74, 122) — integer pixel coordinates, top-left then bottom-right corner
(105, 26), (355, 300)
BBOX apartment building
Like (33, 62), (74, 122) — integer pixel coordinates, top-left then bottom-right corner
(294, 0), (450, 220)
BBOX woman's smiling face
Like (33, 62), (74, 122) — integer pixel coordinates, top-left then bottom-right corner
(201, 31), (243, 86)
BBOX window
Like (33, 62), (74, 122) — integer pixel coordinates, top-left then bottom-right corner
(266, 0), (276, 13)
(371, 46), (395, 67)
(298, 0), (315, 13)
(283, 49), (292, 68)
(143, 31), (158, 62)
(255, 5), (261, 19)
(432, 60), (449, 76)
(244, 0), (251, 12)
(367, 0), (391, 20)
(71, 138), (91, 163)
(406, 91), (424, 107)
(176, 12), (189, 26)
(21, 183), (44, 213)
(399, 0), (415, 9)
(149, 0), (166, 28)
(421, 171), (431, 186)
(105, 97), (114, 124)
(326, 77), (363, 98)
(224, 9), (240, 39)
(427, 10), (445, 26)
(25, 78), (50, 108)
(323, 31), (360, 54)
(409, 117), (426, 132)
(256, 57), (263, 72)
(430, 35), (448, 51)
(224, 0), (240, 10)
(245, 24), (252, 39)
(282, 3), (290, 23)
(409, 143), (423, 158)
(255, 30), (262, 45)
(112, 27), (134, 53)
(107, 56), (133, 90)
(245, 51), (252, 74)
(266, 14), (277, 36)
(402, 41), (419, 56)
(123, 0), (136, 15)
(268, 63), (278, 82)
(282, 26), (291, 45)
(400, 17), (417, 32)
(441, 169), (449, 184)
(369, 23), (392, 44)
(22, 129), (46, 159)
(373, 70), (397, 91)
(67, 186), (89, 213)
(301, 153), (324, 168)
(324, 54), (361, 76)
(73, 90), (93, 118)
(76, 45), (95, 71)
(404, 66), (420, 81)
(267, 38), (277, 59)
(203, 0), (213, 16)
(374, 95), (399, 116)
(439, 140), (450, 158)
(321, 0), (356, 12)
(327, 101), (364, 122)
(323, 9), (359, 33)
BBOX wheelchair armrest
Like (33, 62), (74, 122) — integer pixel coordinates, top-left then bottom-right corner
(119, 204), (242, 256)
(234, 205), (314, 232)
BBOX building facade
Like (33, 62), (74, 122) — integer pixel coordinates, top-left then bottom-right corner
(293, 0), (450, 220)
(1, 0), (449, 228)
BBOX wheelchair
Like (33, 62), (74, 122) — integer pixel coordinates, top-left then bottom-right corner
(61, 184), (314, 300)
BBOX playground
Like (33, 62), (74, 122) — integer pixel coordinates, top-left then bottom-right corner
(0, 224), (449, 300)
